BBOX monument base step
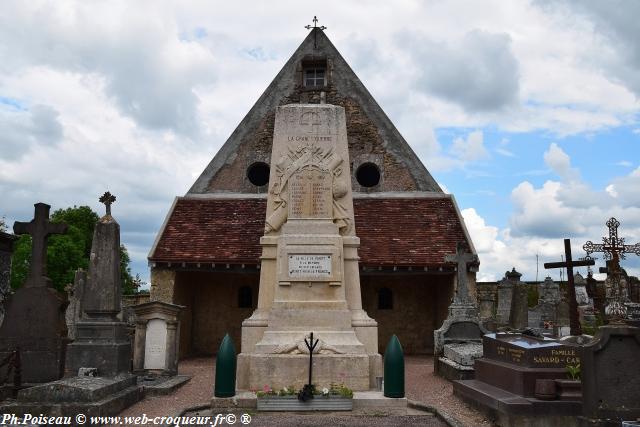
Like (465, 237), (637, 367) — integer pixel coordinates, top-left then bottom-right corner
(237, 353), (381, 391)
(435, 357), (475, 381)
(140, 374), (191, 396)
(454, 379), (582, 424)
(210, 391), (408, 415)
(475, 358), (567, 397)
(0, 380), (142, 419)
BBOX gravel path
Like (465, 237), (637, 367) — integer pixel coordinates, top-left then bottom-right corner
(114, 356), (493, 427)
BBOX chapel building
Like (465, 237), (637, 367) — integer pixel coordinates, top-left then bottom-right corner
(148, 28), (477, 357)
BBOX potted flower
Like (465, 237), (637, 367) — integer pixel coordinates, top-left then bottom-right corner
(256, 383), (354, 411)
(555, 363), (582, 401)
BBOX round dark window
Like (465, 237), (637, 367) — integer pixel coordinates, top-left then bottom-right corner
(247, 162), (270, 186)
(355, 162), (380, 187)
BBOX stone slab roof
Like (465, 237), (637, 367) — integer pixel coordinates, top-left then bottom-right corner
(149, 195), (474, 267)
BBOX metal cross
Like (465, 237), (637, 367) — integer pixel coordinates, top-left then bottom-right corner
(13, 203), (68, 287)
(583, 217), (640, 261)
(299, 332), (319, 402)
(544, 238), (594, 336)
(445, 241), (478, 305)
(305, 16), (326, 31)
(99, 191), (116, 216)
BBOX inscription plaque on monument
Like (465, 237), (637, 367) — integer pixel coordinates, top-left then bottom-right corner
(288, 254), (332, 278)
(144, 318), (167, 370)
(288, 170), (332, 219)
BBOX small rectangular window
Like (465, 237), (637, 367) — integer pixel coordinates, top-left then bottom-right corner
(304, 68), (326, 87)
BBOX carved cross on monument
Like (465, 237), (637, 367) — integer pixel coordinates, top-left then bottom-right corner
(299, 332), (319, 402)
(544, 239), (594, 336)
(99, 191), (116, 217)
(445, 241), (478, 306)
(13, 203), (68, 287)
(583, 218), (639, 322)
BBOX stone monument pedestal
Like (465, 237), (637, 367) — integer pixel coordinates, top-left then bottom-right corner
(238, 104), (380, 391)
(66, 320), (132, 377)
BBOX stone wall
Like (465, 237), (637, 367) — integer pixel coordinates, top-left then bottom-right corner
(149, 268), (176, 303)
(205, 81), (419, 193)
(173, 271), (259, 357)
(361, 273), (454, 354)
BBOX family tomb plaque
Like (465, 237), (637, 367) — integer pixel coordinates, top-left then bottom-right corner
(288, 170), (332, 219)
(483, 333), (580, 368)
(288, 254), (332, 278)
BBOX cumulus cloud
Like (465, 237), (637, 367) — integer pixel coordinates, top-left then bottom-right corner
(0, 103), (63, 160)
(561, 0), (640, 97)
(543, 143), (579, 181)
(407, 29), (520, 112)
(450, 130), (489, 162)
(0, 2), (217, 136)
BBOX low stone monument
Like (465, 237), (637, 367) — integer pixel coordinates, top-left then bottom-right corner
(0, 194), (143, 418)
(580, 324), (640, 423)
(528, 276), (560, 329)
(434, 241), (487, 380)
(65, 192), (131, 376)
(496, 268), (528, 328)
(0, 230), (18, 325)
(0, 203), (68, 384)
(64, 269), (87, 340)
(454, 332), (583, 426)
(237, 103), (381, 391)
(131, 300), (184, 376)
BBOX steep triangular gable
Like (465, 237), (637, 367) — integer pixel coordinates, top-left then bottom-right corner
(189, 29), (442, 194)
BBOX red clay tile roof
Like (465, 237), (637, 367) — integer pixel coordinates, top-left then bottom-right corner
(149, 196), (472, 266)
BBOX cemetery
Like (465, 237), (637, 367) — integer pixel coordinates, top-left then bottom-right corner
(1, 15), (640, 427)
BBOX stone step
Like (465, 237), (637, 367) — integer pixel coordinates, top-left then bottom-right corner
(453, 379), (581, 417)
(474, 358), (567, 397)
(17, 374), (137, 402)
(0, 383), (142, 419)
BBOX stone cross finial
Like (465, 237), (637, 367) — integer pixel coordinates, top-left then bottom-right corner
(445, 241), (478, 305)
(305, 16), (326, 31)
(13, 203), (68, 287)
(99, 191), (116, 217)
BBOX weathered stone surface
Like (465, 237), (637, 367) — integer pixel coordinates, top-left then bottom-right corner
(239, 103), (379, 391)
(0, 231), (17, 326)
(131, 301), (184, 376)
(0, 203), (69, 384)
(65, 269), (87, 340)
(443, 342), (483, 366)
(65, 198), (131, 377)
(581, 325), (640, 421)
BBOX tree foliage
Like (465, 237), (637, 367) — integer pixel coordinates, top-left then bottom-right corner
(10, 205), (135, 294)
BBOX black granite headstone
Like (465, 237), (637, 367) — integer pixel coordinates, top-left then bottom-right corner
(581, 325), (640, 422)
(0, 203), (69, 384)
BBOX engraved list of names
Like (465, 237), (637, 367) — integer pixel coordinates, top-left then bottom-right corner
(288, 170), (332, 219)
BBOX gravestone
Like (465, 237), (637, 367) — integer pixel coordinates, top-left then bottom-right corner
(434, 241), (487, 380)
(131, 301), (184, 375)
(580, 325), (640, 422)
(0, 203), (69, 384)
(64, 269), (87, 340)
(2, 195), (143, 418)
(528, 276), (560, 329)
(454, 332), (583, 425)
(65, 192), (132, 376)
(0, 231), (18, 325)
(496, 268), (527, 328)
(237, 104), (381, 391)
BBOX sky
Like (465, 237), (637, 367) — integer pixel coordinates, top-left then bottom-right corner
(1, 0), (639, 286)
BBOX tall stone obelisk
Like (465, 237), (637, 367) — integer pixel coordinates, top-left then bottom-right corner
(238, 104), (380, 391)
(65, 192), (131, 376)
